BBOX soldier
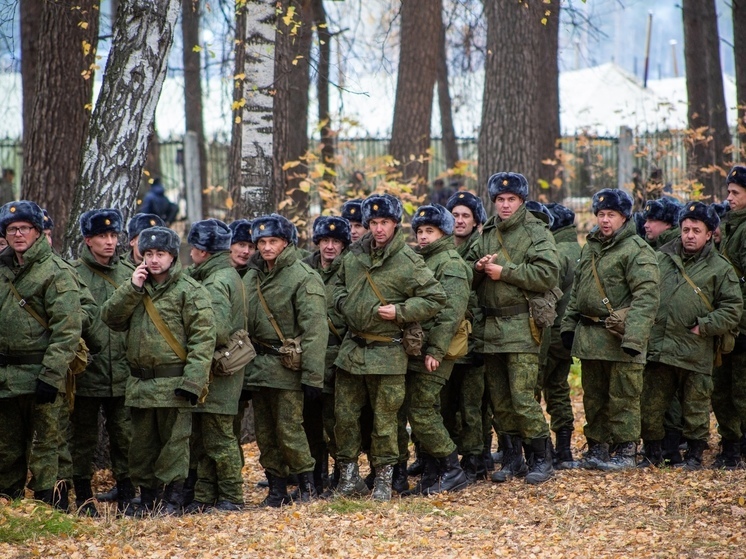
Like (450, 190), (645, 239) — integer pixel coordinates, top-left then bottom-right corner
(341, 199), (367, 243)
(642, 197), (682, 249)
(69, 209), (135, 516)
(398, 204), (471, 495)
(640, 202), (742, 469)
(183, 219), (247, 512)
(41, 209), (54, 246)
(561, 188), (659, 471)
(467, 173), (559, 485)
(333, 194), (446, 501)
(228, 219), (255, 276)
(0, 201), (83, 509)
(101, 226), (215, 516)
(243, 214), (327, 506)
(124, 213), (166, 266)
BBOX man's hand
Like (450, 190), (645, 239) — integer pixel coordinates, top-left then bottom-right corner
(377, 304), (397, 321)
(132, 261), (148, 289)
(690, 325), (701, 336)
(475, 254), (495, 272)
(484, 262), (503, 281)
(424, 355), (440, 372)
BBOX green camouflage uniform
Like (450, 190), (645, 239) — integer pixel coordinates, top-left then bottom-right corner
(466, 205), (558, 440)
(334, 230), (446, 467)
(243, 246), (327, 478)
(641, 239), (742, 442)
(101, 263), (215, 489)
(185, 251), (246, 504)
(561, 219), (660, 445)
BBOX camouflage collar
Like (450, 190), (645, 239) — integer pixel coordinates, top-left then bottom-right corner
(416, 234), (455, 259)
(188, 250), (231, 282)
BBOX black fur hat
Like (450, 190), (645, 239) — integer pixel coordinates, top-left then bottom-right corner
(361, 194), (403, 228)
(592, 188), (633, 218)
(0, 200), (44, 236)
(229, 219), (253, 244)
(711, 201), (730, 218)
(642, 196), (682, 225)
(679, 201), (720, 232)
(312, 216), (351, 246)
(632, 211), (646, 238)
(251, 213), (297, 245)
(525, 201), (554, 228)
(188, 218), (232, 253)
(341, 199), (364, 224)
(545, 202), (575, 232)
(445, 191), (488, 225)
(138, 226), (181, 258)
(128, 213), (166, 241)
(726, 165), (746, 190)
(487, 172), (529, 203)
(80, 208), (123, 237)
(42, 209), (54, 230)
(411, 204), (455, 235)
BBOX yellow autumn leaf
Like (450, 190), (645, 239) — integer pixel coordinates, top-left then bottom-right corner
(78, 21), (88, 30)
(225, 197), (234, 210)
(235, 116), (241, 124)
(282, 160), (302, 171)
(81, 40), (91, 56)
(740, 496), (745, 506)
(192, 45), (203, 53)
(299, 180), (311, 193)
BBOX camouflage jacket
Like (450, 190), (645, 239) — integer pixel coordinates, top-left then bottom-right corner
(454, 229), (482, 365)
(719, 208), (746, 333)
(649, 226), (680, 251)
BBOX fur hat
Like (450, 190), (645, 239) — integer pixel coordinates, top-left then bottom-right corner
(138, 226), (181, 258)
(632, 211), (646, 238)
(0, 201), (44, 236)
(711, 201), (730, 219)
(592, 188), (633, 218)
(545, 202), (575, 232)
(525, 201), (554, 228)
(341, 199), (364, 224)
(487, 172), (529, 203)
(312, 216), (351, 246)
(642, 196), (682, 225)
(251, 214), (297, 245)
(229, 219), (253, 244)
(188, 218), (232, 253)
(80, 208), (123, 238)
(411, 204), (455, 235)
(128, 213), (165, 241)
(679, 201), (720, 232)
(445, 191), (488, 225)
(361, 194), (403, 228)
(726, 165), (746, 190)
(42, 209), (54, 230)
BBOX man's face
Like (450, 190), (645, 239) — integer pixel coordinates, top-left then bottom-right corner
(596, 210), (626, 237)
(681, 218), (712, 253)
(85, 231), (118, 262)
(319, 237), (344, 266)
(368, 217), (397, 246)
(451, 205), (477, 238)
(349, 221), (366, 242)
(416, 225), (444, 248)
(143, 249), (174, 276)
(5, 221), (40, 255)
(190, 247), (209, 266)
(230, 241), (255, 268)
(257, 237), (288, 264)
(727, 183), (746, 211)
(643, 219), (672, 241)
(130, 236), (143, 264)
(494, 194), (522, 220)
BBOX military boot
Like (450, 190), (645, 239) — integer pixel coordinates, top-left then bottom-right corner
(260, 472), (292, 507)
(0, 481), (25, 500)
(116, 478), (136, 516)
(491, 435), (528, 483)
(661, 429), (684, 465)
(335, 462), (370, 497)
(34, 482), (69, 513)
(182, 468), (198, 507)
(73, 477), (99, 517)
(638, 440), (663, 468)
(554, 427), (579, 469)
(711, 439), (743, 470)
(297, 471), (318, 503)
(579, 440), (610, 470)
(363, 466), (376, 491)
(597, 442), (637, 471)
(130, 486), (156, 518)
(407, 442), (424, 477)
(525, 438), (554, 485)
(425, 450), (469, 494)
(484, 432), (497, 471)
(157, 481), (185, 516)
(461, 454), (487, 483)
(371, 465), (393, 501)
(677, 439), (706, 471)
(411, 453), (439, 495)
(392, 462), (409, 494)
(95, 485), (118, 502)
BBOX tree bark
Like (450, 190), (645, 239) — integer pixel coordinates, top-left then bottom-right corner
(733, 0), (746, 158)
(390, 0), (440, 194)
(312, 0), (335, 186)
(22, 0), (99, 248)
(19, 0), (42, 148)
(63, 0), (182, 257)
(437, 17), (459, 173)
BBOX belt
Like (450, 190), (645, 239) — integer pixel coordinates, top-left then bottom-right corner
(252, 340), (282, 356)
(130, 365), (185, 380)
(349, 330), (402, 348)
(481, 303), (529, 318)
(327, 337), (341, 347)
(0, 352), (45, 366)
(580, 315), (607, 327)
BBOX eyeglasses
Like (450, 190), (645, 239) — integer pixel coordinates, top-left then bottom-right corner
(6, 226), (34, 236)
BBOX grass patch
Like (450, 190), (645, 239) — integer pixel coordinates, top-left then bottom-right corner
(321, 498), (377, 514)
(0, 499), (86, 544)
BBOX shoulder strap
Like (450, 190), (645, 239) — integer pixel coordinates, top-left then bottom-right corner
(364, 270), (388, 306)
(494, 228), (512, 263)
(142, 294), (188, 362)
(8, 281), (48, 329)
(591, 253), (615, 314)
(327, 317), (343, 341)
(670, 258), (714, 312)
(719, 248), (745, 281)
(255, 277), (286, 342)
(82, 260), (120, 289)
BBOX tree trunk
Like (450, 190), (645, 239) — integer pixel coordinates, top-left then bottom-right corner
(20, 0), (42, 148)
(735, 0), (746, 157)
(22, 0), (99, 249)
(312, 0), (335, 186)
(437, 18), (459, 173)
(62, 0), (182, 258)
(390, 0), (440, 194)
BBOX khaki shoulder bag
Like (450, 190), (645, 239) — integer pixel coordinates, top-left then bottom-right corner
(589, 253), (630, 340)
(212, 281), (256, 376)
(364, 270), (423, 356)
(255, 278), (302, 371)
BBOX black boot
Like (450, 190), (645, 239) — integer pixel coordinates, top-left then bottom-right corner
(158, 481), (185, 516)
(371, 465), (393, 502)
(678, 439), (707, 471)
(182, 468), (197, 507)
(597, 442), (637, 471)
(662, 429), (684, 465)
(711, 439), (743, 470)
(116, 478), (136, 516)
(554, 427), (579, 469)
(579, 439), (610, 470)
(411, 453), (439, 495)
(297, 471), (317, 503)
(525, 438), (554, 485)
(483, 431), (496, 472)
(260, 472), (292, 507)
(34, 482), (69, 513)
(0, 482), (25, 500)
(407, 442), (424, 477)
(130, 486), (156, 518)
(491, 435), (528, 483)
(335, 462), (370, 497)
(95, 485), (119, 502)
(638, 440), (664, 468)
(461, 454), (486, 483)
(73, 478), (99, 517)
(392, 462), (409, 494)
(425, 450), (469, 494)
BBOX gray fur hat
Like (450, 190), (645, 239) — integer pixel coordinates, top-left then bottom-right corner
(312, 216), (351, 246)
(128, 213), (165, 241)
(711, 201), (729, 219)
(726, 165), (746, 190)
(545, 202), (575, 231)
(251, 214), (297, 245)
(445, 191), (488, 225)
(0, 201), (44, 236)
(80, 208), (123, 237)
(525, 201), (554, 228)
(138, 226), (181, 258)
(361, 194), (403, 228)
(341, 199), (364, 225)
(679, 201), (720, 232)
(188, 218), (232, 253)
(42, 209), (54, 230)
(229, 219), (253, 244)
(642, 196), (682, 225)
(591, 188), (633, 218)
(411, 204), (455, 235)
(487, 172), (529, 202)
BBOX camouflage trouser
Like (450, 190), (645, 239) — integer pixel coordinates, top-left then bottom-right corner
(537, 353), (575, 432)
(335, 369), (405, 468)
(640, 362), (712, 442)
(441, 363), (485, 457)
(322, 392), (337, 459)
(57, 398), (73, 482)
(192, 412), (244, 504)
(70, 395), (131, 481)
(663, 393), (683, 432)
(581, 359), (644, 444)
(303, 392), (327, 475)
(712, 351), (746, 441)
(253, 387), (314, 477)
(482, 390), (495, 450)
(129, 407), (192, 489)
(0, 394), (64, 493)
(484, 353), (549, 440)
(233, 401), (250, 468)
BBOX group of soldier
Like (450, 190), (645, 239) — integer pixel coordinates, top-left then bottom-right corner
(1, 164), (745, 518)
